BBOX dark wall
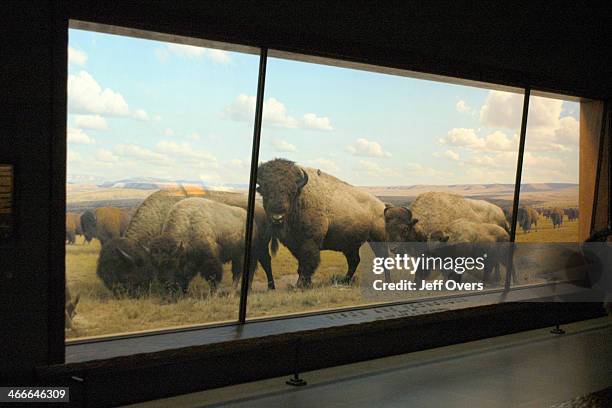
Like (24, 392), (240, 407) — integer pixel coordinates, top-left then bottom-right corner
(0, 0), (610, 382)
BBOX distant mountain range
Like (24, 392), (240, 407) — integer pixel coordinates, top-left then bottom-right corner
(92, 177), (250, 191)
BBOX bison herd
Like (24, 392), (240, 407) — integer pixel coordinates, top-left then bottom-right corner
(501, 205), (579, 234)
(66, 159), (581, 318)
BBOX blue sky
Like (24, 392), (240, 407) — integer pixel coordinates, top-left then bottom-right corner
(67, 29), (579, 187)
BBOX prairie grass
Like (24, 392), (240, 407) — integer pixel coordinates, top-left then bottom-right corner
(66, 215), (581, 339)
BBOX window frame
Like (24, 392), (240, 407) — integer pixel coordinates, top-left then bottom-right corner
(58, 19), (600, 358)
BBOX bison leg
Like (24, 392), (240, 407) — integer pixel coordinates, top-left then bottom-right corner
(368, 241), (391, 282)
(296, 240), (321, 288)
(343, 246), (361, 283)
(231, 258), (243, 288)
(256, 243), (275, 290)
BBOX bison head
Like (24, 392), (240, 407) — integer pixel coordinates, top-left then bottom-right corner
(384, 206), (425, 254)
(148, 235), (188, 292)
(96, 237), (155, 296)
(256, 159), (308, 227)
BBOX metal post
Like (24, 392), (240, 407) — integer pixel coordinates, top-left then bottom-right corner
(238, 48), (268, 323)
(504, 88), (531, 292)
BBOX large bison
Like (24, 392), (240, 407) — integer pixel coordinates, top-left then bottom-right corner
(256, 159), (388, 288)
(387, 192), (509, 241)
(517, 205), (538, 233)
(81, 207), (131, 245)
(148, 198), (257, 292)
(551, 207), (564, 228)
(96, 188), (275, 295)
(65, 212), (82, 244)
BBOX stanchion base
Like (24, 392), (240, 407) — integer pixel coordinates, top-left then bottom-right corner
(550, 327), (566, 335)
(286, 376), (307, 387)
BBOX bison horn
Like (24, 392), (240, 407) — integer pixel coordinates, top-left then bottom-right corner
(116, 247), (135, 264)
(297, 169), (309, 189)
(139, 242), (150, 254)
(74, 293), (80, 307)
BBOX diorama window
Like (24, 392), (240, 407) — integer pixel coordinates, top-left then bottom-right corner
(65, 27), (261, 339)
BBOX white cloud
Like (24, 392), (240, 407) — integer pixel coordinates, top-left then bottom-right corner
(132, 109), (149, 121)
(166, 43), (206, 58)
(224, 94), (332, 131)
(155, 141), (218, 167)
(441, 128), (484, 149)
(157, 43), (231, 64)
(164, 128), (174, 137)
(68, 46), (87, 66)
(441, 128), (518, 152)
(435, 149), (460, 161)
(67, 127), (95, 145)
(271, 138), (297, 152)
(554, 116), (579, 146)
(96, 148), (119, 163)
(308, 158), (340, 173)
(68, 71), (130, 116)
(346, 138), (391, 157)
(479, 90), (523, 129)
(264, 98), (299, 128)
(456, 100), (470, 113)
(207, 49), (231, 64)
(190, 132), (201, 141)
(74, 114), (108, 130)
(302, 113), (333, 131)
(114, 144), (167, 163)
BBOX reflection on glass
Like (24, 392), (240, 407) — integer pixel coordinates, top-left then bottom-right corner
(248, 55), (524, 320)
(65, 28), (259, 339)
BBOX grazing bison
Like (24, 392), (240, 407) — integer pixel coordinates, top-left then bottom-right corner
(256, 159), (388, 288)
(149, 198), (257, 292)
(551, 207), (564, 228)
(429, 219), (510, 284)
(97, 188), (275, 295)
(65, 212), (82, 244)
(393, 192), (509, 240)
(65, 284), (80, 329)
(517, 205), (538, 233)
(81, 207), (131, 245)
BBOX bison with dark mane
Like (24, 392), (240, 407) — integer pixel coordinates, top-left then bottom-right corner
(551, 207), (564, 228)
(256, 158), (388, 288)
(517, 205), (538, 233)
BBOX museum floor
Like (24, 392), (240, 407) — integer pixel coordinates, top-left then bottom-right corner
(127, 316), (612, 408)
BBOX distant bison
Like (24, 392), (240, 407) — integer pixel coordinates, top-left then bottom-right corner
(81, 207), (131, 245)
(65, 212), (82, 244)
(517, 205), (538, 233)
(564, 208), (579, 222)
(256, 159), (388, 288)
(551, 207), (564, 228)
(149, 198), (257, 292)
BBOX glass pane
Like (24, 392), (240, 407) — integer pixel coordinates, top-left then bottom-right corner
(66, 27), (259, 339)
(247, 54), (524, 320)
(516, 95), (580, 243)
